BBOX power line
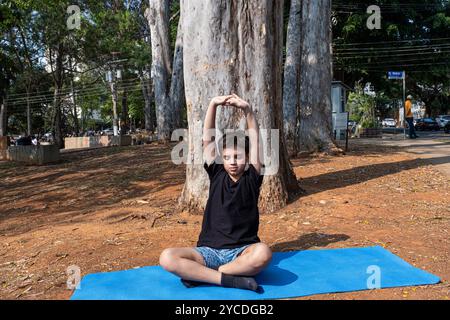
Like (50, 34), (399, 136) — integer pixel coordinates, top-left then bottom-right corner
(6, 82), (149, 107)
(333, 3), (448, 8)
(5, 79), (150, 104)
(332, 9), (446, 14)
(334, 50), (450, 59)
(5, 82), (150, 110)
(6, 87), (147, 114)
(5, 77), (146, 100)
(334, 59), (450, 66)
(333, 37), (450, 46)
(333, 44), (450, 54)
(334, 66), (450, 74)
(337, 68), (450, 73)
(333, 43), (450, 51)
(334, 61), (450, 68)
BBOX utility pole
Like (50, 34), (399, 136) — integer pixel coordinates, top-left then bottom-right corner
(26, 90), (31, 136)
(109, 69), (119, 136)
(106, 53), (127, 136)
(25, 71), (33, 136)
(402, 70), (406, 139)
(79, 94), (84, 133)
(69, 58), (79, 136)
(388, 71), (406, 139)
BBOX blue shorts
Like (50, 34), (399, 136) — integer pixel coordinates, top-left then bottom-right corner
(194, 244), (253, 270)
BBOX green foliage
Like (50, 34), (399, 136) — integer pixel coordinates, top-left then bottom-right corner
(1, 0), (178, 134)
(332, 0), (450, 116)
(347, 83), (379, 128)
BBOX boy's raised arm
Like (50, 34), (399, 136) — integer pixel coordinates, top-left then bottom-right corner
(244, 105), (261, 174)
(226, 94), (261, 174)
(203, 95), (233, 164)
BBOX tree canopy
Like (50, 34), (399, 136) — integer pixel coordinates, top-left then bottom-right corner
(331, 0), (450, 116)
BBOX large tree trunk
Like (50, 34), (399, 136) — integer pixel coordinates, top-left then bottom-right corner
(148, 0), (185, 141)
(282, 0), (302, 156)
(0, 96), (7, 137)
(169, 9), (185, 130)
(179, 0), (300, 214)
(298, 0), (337, 152)
(148, 0), (173, 141)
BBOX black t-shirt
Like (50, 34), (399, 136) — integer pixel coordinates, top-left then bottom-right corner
(197, 157), (264, 249)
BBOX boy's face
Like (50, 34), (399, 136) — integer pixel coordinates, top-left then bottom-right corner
(222, 147), (248, 177)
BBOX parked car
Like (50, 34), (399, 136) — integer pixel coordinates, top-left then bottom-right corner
(436, 115), (450, 128)
(16, 136), (32, 146)
(414, 118), (440, 131)
(444, 121), (450, 134)
(382, 118), (397, 127)
(102, 128), (114, 136)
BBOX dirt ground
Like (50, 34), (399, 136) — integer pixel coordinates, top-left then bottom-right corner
(0, 140), (449, 300)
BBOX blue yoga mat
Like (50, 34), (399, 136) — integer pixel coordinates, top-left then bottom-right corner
(70, 246), (440, 300)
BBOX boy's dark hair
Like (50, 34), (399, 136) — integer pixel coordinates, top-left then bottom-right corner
(218, 131), (250, 156)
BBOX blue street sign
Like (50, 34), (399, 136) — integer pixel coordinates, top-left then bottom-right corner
(388, 71), (404, 79)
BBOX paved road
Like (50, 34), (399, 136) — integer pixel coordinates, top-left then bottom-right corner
(359, 130), (450, 177)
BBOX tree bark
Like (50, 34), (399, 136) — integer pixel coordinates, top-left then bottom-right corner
(148, 0), (173, 141)
(148, 0), (185, 141)
(179, 0), (300, 214)
(53, 85), (64, 148)
(52, 47), (65, 149)
(282, 0), (302, 156)
(169, 8), (185, 130)
(141, 68), (155, 132)
(298, 0), (337, 153)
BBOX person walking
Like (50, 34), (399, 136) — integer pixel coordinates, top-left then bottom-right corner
(405, 95), (418, 139)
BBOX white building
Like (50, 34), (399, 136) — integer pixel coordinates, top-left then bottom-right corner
(332, 81), (352, 140)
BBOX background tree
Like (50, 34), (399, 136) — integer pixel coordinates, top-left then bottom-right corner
(332, 0), (450, 116)
(0, 4), (17, 136)
(147, 0), (185, 142)
(282, 0), (302, 156)
(298, 0), (338, 153)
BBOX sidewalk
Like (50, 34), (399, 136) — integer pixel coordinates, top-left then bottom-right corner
(357, 131), (450, 177)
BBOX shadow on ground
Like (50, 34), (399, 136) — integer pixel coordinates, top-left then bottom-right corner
(295, 156), (450, 196)
(270, 232), (350, 252)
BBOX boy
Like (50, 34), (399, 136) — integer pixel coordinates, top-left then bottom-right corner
(159, 94), (272, 292)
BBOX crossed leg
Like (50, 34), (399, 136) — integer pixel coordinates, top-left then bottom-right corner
(159, 247), (222, 285)
(159, 242), (273, 285)
(218, 242), (272, 276)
